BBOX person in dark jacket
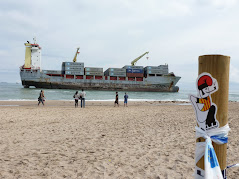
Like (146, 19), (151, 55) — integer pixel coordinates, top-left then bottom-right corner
(114, 92), (119, 107)
(124, 93), (128, 107)
(73, 91), (80, 107)
(38, 90), (45, 106)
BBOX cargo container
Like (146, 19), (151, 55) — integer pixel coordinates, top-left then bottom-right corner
(145, 70), (168, 75)
(144, 66), (161, 70)
(146, 69), (167, 73)
(85, 72), (104, 76)
(126, 73), (144, 77)
(123, 65), (144, 69)
(144, 65), (168, 75)
(62, 62), (84, 72)
(65, 71), (84, 75)
(126, 69), (144, 73)
(145, 65), (168, 70)
(109, 72), (126, 77)
(62, 62), (84, 67)
(105, 68), (126, 72)
(64, 66), (84, 71)
(85, 67), (103, 72)
(104, 68), (126, 77)
(63, 69), (84, 74)
(158, 65), (168, 69)
(112, 68), (125, 72)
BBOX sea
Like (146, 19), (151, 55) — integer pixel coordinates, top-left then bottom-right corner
(0, 83), (238, 102)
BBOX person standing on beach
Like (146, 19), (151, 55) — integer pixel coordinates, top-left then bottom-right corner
(114, 92), (119, 107)
(124, 92), (128, 107)
(73, 91), (80, 108)
(38, 90), (45, 106)
(80, 89), (86, 108)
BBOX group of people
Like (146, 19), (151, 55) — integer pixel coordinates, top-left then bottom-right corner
(37, 89), (129, 107)
(73, 89), (86, 108)
(114, 92), (128, 107)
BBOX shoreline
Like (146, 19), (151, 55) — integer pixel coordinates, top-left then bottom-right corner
(0, 100), (238, 108)
(0, 100), (193, 107)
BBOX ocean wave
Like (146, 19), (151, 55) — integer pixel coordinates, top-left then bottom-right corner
(44, 91), (58, 93)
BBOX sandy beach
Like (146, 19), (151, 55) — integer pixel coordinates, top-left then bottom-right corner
(0, 100), (238, 178)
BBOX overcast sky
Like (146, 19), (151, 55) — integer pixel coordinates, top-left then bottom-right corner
(0, 0), (239, 90)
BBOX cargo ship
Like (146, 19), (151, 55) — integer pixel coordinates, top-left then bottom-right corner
(20, 39), (181, 92)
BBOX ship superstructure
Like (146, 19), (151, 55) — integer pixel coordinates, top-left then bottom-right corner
(20, 39), (181, 92)
(23, 37), (41, 69)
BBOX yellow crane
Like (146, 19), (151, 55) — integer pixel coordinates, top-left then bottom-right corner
(131, 51), (149, 66)
(73, 47), (80, 62)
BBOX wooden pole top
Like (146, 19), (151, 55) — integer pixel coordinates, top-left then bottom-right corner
(199, 54), (230, 57)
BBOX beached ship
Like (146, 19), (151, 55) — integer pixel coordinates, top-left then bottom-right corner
(20, 39), (181, 92)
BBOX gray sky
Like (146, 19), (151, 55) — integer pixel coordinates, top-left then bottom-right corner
(0, 0), (239, 90)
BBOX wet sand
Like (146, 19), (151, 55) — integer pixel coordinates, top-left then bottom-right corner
(0, 101), (238, 178)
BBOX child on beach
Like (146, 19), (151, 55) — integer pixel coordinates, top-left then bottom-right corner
(73, 91), (80, 108)
(38, 90), (45, 106)
(124, 93), (128, 107)
(114, 92), (119, 107)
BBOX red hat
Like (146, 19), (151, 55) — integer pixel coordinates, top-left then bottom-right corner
(198, 75), (212, 90)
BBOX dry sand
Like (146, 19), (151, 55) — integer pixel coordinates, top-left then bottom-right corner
(0, 101), (238, 179)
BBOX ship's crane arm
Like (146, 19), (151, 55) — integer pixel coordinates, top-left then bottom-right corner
(131, 51), (149, 66)
(73, 47), (80, 62)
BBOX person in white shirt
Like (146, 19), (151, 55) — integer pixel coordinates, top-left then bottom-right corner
(80, 89), (86, 108)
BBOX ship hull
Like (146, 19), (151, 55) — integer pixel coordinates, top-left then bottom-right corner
(20, 70), (181, 92)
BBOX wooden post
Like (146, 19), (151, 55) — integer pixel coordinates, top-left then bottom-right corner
(196, 55), (230, 175)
